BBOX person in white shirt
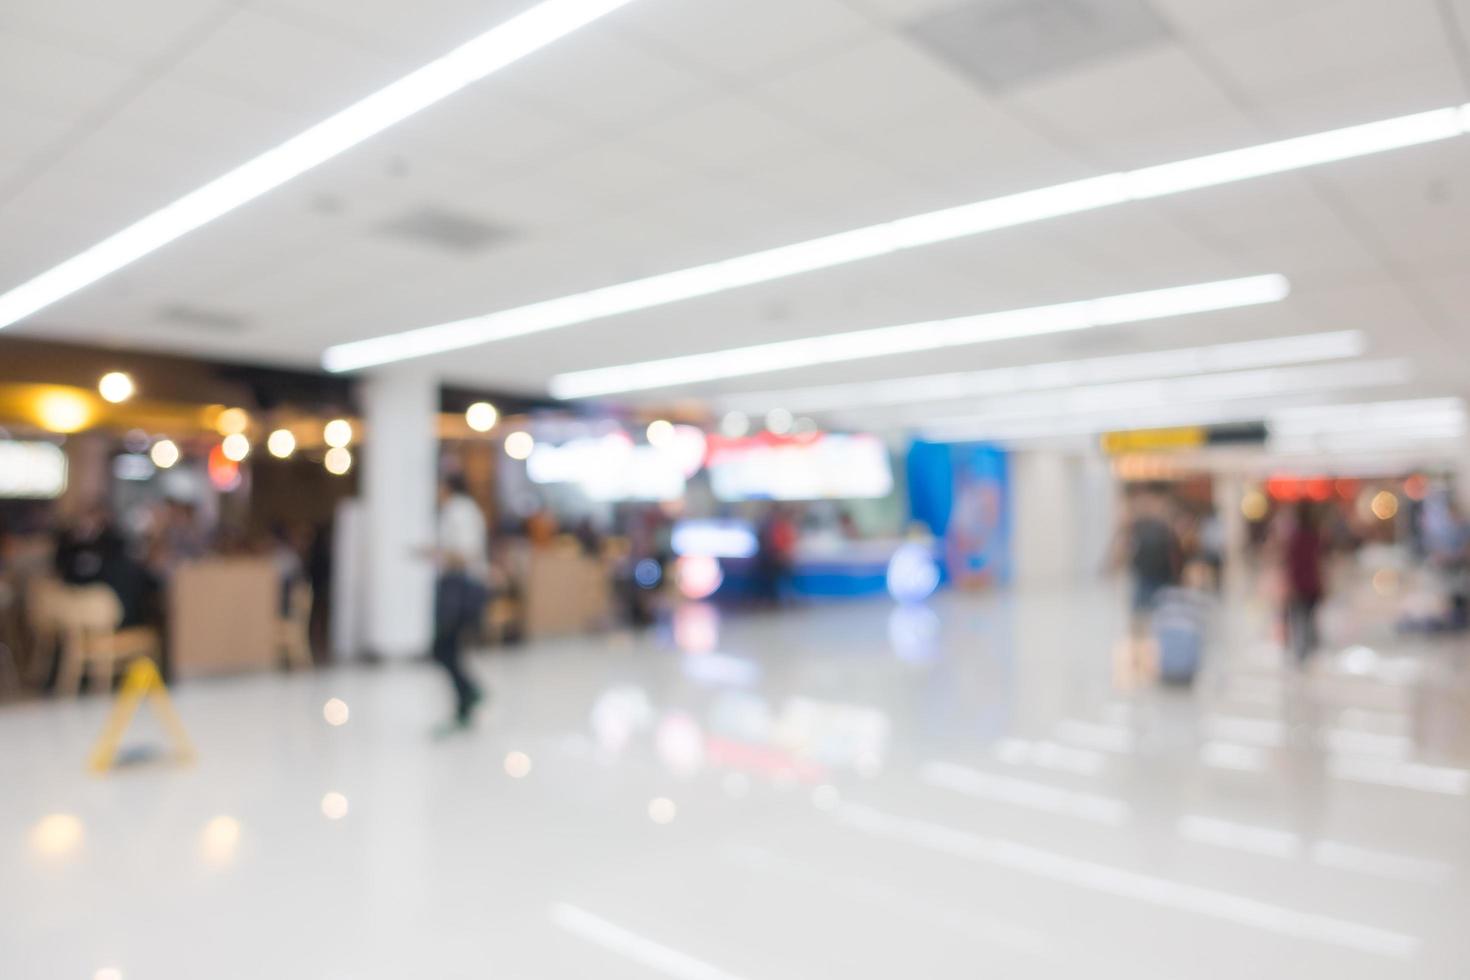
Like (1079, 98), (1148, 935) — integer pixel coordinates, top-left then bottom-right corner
(432, 474), (490, 727)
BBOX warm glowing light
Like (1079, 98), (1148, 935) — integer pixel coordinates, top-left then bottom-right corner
(465, 401), (499, 432)
(0, 0), (644, 333)
(504, 751), (533, 778)
(97, 371), (134, 403)
(199, 816), (241, 867)
(323, 418), (353, 448)
(35, 390), (92, 433)
(323, 698), (350, 726)
(504, 430), (535, 460)
(149, 439), (180, 469)
(647, 797), (677, 824)
(207, 445), (241, 491)
(645, 419), (675, 447)
(321, 792), (349, 820)
(29, 813), (84, 857)
(266, 428), (296, 459)
(95, 969), (122, 980)
(221, 433), (250, 462)
(324, 447), (353, 475)
(216, 407), (250, 436)
(1403, 475), (1428, 501)
(1371, 491), (1399, 521)
(1240, 490), (1269, 521)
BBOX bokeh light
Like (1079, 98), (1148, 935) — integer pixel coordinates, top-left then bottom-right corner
(764, 408), (793, 434)
(720, 411), (749, 438)
(633, 558), (662, 590)
(320, 792), (349, 820)
(1372, 568), (1398, 596)
(655, 712), (705, 777)
(465, 401), (498, 432)
(199, 816), (241, 867)
(323, 698), (349, 726)
(1240, 489), (1269, 521)
(886, 542), (940, 603)
(35, 389), (91, 433)
(266, 428), (296, 459)
(645, 419), (675, 447)
(29, 813), (84, 858)
(323, 418), (353, 448)
(221, 433), (250, 462)
(1371, 490), (1399, 521)
(504, 431), (534, 460)
(324, 447), (352, 476)
(675, 555), (723, 600)
(149, 439), (180, 469)
(647, 797), (677, 824)
(97, 371), (134, 404)
(504, 751), (532, 779)
(215, 407), (249, 436)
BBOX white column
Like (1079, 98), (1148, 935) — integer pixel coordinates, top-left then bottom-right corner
(360, 367), (438, 659)
(1012, 450), (1079, 589)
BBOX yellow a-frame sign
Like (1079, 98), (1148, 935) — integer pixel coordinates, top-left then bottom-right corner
(87, 659), (195, 773)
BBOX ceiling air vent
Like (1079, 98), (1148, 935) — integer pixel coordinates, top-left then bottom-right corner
(376, 206), (514, 255)
(156, 303), (250, 332)
(907, 0), (1171, 91)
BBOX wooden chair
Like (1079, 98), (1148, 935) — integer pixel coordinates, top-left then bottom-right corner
(24, 576), (67, 685)
(54, 585), (161, 697)
(278, 581), (314, 670)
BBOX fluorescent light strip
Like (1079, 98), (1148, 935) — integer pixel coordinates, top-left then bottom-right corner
(322, 104), (1470, 372)
(721, 331), (1365, 415)
(915, 380), (1442, 446)
(0, 0), (638, 331)
(551, 903), (751, 980)
(835, 804), (1419, 958)
(866, 358), (1411, 431)
(546, 275), (1288, 399)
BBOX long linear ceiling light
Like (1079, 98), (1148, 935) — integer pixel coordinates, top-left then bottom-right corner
(0, 0), (639, 331)
(546, 275), (1289, 399)
(718, 330), (1366, 415)
(867, 358), (1411, 431)
(322, 104), (1470, 372)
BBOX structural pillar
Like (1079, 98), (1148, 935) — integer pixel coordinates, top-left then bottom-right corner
(360, 367), (438, 659)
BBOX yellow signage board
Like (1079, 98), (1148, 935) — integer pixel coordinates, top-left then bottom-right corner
(1100, 426), (1207, 455)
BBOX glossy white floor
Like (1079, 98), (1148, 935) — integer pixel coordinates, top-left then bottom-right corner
(4, 575), (1469, 980)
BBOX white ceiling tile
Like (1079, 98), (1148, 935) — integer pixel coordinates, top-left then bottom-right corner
(0, 0), (239, 61)
(500, 29), (721, 131)
(1198, 0), (1452, 112)
(0, 29), (136, 114)
(614, 0), (878, 79)
(758, 33), (993, 135)
(169, 7), (407, 116)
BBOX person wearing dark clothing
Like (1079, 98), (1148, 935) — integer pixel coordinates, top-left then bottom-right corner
(1125, 492), (1182, 616)
(54, 506), (151, 628)
(431, 475), (489, 727)
(1284, 502), (1325, 662)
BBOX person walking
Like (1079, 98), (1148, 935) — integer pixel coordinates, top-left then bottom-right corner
(431, 475), (490, 729)
(1283, 501), (1325, 663)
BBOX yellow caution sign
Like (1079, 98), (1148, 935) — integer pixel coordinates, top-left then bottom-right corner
(87, 659), (195, 774)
